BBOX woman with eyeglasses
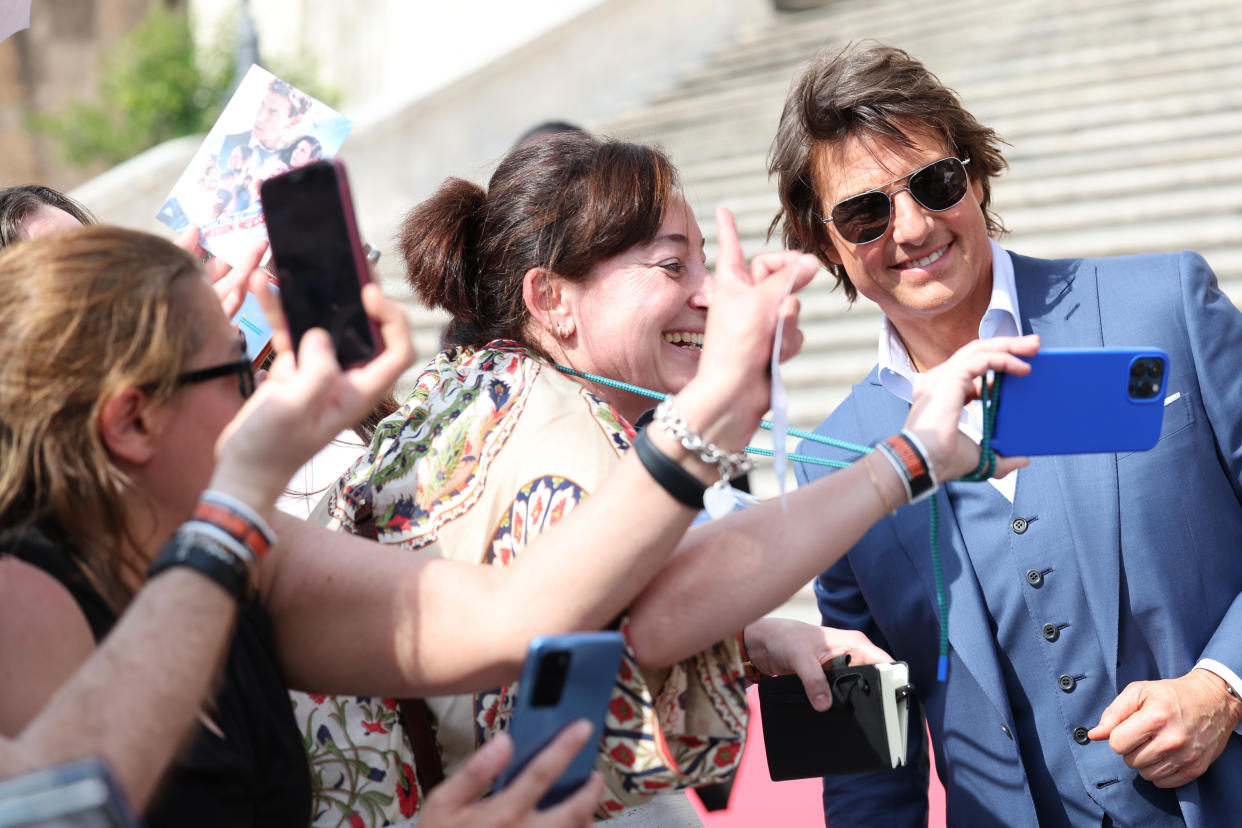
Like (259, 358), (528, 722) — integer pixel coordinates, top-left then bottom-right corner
(0, 225), (799, 826)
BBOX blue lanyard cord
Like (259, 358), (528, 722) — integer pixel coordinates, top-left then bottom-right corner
(555, 361), (1003, 683)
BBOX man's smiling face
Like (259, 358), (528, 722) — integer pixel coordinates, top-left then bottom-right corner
(815, 127), (993, 339)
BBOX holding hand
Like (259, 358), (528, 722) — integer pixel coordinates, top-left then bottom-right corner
(905, 334), (1040, 481)
(211, 279), (414, 513)
(1088, 668), (1242, 788)
(743, 618), (892, 711)
(420, 720), (603, 828)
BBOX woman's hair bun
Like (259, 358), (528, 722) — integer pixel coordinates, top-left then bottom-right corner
(398, 177), (486, 321)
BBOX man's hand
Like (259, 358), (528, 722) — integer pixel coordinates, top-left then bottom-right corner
(1088, 668), (1242, 788)
(743, 618), (892, 711)
(420, 720), (602, 828)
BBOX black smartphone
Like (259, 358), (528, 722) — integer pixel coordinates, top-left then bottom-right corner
(495, 632), (625, 809)
(990, 347), (1169, 456)
(0, 757), (138, 827)
(259, 159), (380, 367)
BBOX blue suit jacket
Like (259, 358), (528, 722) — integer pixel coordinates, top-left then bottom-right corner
(795, 251), (1242, 827)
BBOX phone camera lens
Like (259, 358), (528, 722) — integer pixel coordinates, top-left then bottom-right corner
(1146, 360), (1163, 378)
(1130, 363), (1145, 379)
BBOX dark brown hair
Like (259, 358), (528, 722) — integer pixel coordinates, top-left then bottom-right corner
(768, 41), (1008, 300)
(0, 226), (204, 610)
(0, 184), (95, 249)
(398, 132), (678, 351)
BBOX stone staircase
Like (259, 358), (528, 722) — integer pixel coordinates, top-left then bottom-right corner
(393, 0), (1242, 621)
(594, 0), (1242, 484)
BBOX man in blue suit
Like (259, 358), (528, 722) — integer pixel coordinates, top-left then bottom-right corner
(769, 42), (1242, 826)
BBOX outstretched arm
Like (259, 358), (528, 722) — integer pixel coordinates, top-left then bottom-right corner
(1, 569), (238, 807)
(625, 335), (1037, 666)
(1, 278), (415, 806)
(262, 209), (821, 697)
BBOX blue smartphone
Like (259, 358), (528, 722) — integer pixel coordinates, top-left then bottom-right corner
(990, 347), (1168, 456)
(0, 757), (138, 827)
(495, 632), (625, 809)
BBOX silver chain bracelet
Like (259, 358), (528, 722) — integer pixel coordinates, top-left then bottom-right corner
(652, 398), (754, 485)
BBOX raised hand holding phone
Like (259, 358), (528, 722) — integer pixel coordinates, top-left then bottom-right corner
(259, 159), (382, 366)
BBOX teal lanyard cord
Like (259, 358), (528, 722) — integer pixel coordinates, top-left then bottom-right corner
(923, 373), (1003, 680)
(552, 364), (870, 464)
(554, 362), (1003, 681)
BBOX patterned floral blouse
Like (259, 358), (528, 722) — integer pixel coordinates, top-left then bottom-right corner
(292, 341), (748, 826)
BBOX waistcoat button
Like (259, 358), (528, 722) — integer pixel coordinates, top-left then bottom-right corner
(1073, 727), (1090, 745)
(1025, 568), (1044, 587)
(1011, 517), (1029, 534)
(1043, 623), (1060, 642)
(1059, 674), (1077, 692)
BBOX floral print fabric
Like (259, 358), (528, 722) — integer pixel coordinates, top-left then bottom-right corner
(293, 342), (747, 825)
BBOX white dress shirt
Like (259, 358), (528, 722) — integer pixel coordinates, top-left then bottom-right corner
(876, 238), (1020, 500)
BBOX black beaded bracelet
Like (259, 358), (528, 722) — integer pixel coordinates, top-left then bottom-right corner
(633, 428), (707, 509)
(147, 527), (253, 604)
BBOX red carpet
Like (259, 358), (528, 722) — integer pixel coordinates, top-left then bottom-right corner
(686, 686), (946, 826)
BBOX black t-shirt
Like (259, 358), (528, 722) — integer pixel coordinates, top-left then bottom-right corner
(4, 528), (312, 827)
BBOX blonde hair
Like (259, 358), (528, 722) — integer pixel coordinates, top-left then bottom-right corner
(0, 226), (205, 609)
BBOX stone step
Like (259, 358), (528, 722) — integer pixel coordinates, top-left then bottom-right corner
(618, 45), (1242, 150)
(675, 0), (1240, 100)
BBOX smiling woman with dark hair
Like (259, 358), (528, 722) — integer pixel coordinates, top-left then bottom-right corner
(299, 130), (1037, 825)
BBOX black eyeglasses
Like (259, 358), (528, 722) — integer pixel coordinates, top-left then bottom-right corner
(820, 156), (972, 245)
(176, 358), (255, 399)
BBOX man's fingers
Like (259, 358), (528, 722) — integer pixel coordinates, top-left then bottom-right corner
(992, 455), (1029, 479)
(847, 638), (894, 665)
(1089, 683), (1143, 742)
(713, 207), (748, 284)
(785, 650), (833, 712)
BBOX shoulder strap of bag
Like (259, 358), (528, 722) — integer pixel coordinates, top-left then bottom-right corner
(352, 485), (446, 791)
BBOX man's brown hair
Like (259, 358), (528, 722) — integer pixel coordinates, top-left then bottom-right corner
(768, 41), (1008, 300)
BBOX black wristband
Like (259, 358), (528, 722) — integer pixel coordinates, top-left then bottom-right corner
(633, 428), (706, 509)
(875, 433), (937, 504)
(147, 528), (253, 603)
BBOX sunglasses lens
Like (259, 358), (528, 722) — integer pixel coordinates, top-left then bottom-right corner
(910, 158), (969, 211)
(831, 192), (892, 244)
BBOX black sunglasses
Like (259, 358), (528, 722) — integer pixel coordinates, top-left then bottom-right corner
(176, 358), (255, 399)
(820, 156), (972, 245)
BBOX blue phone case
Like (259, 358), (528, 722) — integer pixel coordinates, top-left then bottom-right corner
(990, 347), (1168, 456)
(495, 632), (625, 808)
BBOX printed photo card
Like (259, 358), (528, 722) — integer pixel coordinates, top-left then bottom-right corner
(156, 64), (352, 362)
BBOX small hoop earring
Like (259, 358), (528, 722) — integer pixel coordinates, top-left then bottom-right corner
(555, 323), (564, 338)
